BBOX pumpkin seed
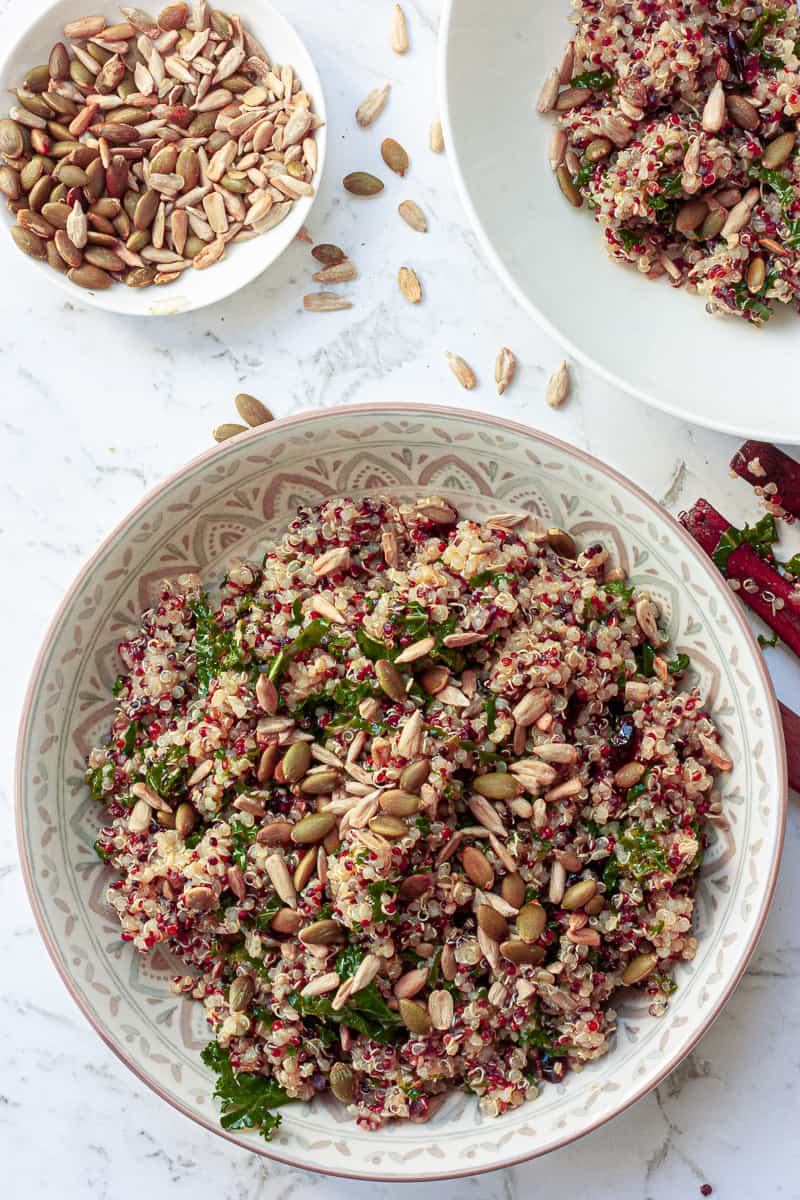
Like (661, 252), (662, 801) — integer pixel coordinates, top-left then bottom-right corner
(585, 137), (613, 162)
(375, 658), (406, 701)
(299, 918), (344, 946)
(46, 240), (69, 273)
(54, 229), (82, 268)
(561, 879), (597, 911)
(11, 225), (46, 258)
(49, 42), (69, 80)
(726, 93), (760, 131)
(0, 167), (20, 201)
(517, 900), (547, 942)
(235, 393), (273, 427)
(473, 772), (520, 800)
(281, 740), (311, 783)
(500, 872), (526, 909)
(229, 975), (255, 1011)
(343, 171), (384, 196)
(546, 527), (577, 557)
(500, 939), (545, 966)
(210, 9), (234, 38)
(381, 137), (409, 176)
(84, 245), (124, 272)
(556, 164), (582, 207)
(397, 873), (432, 901)
(461, 845), (494, 889)
(271, 906), (304, 934)
(622, 952), (658, 985)
(700, 207), (726, 240)
(329, 1063), (354, 1103)
(299, 768), (340, 795)
(369, 814), (408, 838)
(379, 789), (421, 816)
(0, 119), (24, 158)
(477, 904), (508, 941)
(293, 846), (317, 892)
(747, 255), (766, 293)
(291, 811), (336, 844)
(399, 758), (430, 793)
(311, 242), (346, 265)
(763, 131), (795, 168)
(213, 423), (247, 442)
(398, 998), (431, 1035)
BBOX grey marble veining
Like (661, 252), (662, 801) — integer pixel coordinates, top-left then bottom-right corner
(0, 0), (798, 1196)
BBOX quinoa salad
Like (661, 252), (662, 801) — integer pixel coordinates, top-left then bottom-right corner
(88, 496), (731, 1138)
(538, 0), (800, 325)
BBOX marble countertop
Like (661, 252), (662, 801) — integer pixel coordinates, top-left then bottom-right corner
(1, 0), (798, 1196)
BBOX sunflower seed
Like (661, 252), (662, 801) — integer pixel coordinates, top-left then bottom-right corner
(495, 347), (516, 396)
(391, 4), (409, 53)
(429, 117), (444, 153)
(235, 393), (273, 427)
(398, 265), (422, 302)
(304, 291), (353, 312)
(537, 68), (560, 114)
(356, 83), (390, 128)
(546, 360), (571, 408)
(398, 198), (427, 232)
(622, 952), (658, 986)
(446, 352), (476, 389)
(312, 260), (357, 283)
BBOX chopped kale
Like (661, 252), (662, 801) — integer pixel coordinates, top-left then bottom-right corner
(635, 643), (656, 677)
(200, 1041), (290, 1140)
(570, 68), (615, 91)
(758, 631), (779, 648)
(228, 820), (260, 870)
(268, 617), (336, 681)
(605, 579), (635, 603)
(93, 837), (113, 862)
(190, 595), (247, 694)
(355, 625), (392, 661)
(86, 760), (115, 801)
(712, 513), (778, 570)
(289, 945), (404, 1043)
(666, 653), (690, 675)
(144, 745), (187, 797)
(619, 824), (668, 879)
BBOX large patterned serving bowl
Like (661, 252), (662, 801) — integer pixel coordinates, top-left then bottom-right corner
(16, 404), (786, 1181)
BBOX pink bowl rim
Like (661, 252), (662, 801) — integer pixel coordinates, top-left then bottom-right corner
(15, 401), (788, 1181)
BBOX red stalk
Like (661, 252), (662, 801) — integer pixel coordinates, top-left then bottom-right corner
(730, 441), (800, 520)
(679, 498), (800, 659)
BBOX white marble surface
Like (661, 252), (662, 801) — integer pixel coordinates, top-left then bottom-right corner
(1, 0), (798, 1196)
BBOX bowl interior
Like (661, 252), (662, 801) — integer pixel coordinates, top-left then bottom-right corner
(16, 405), (785, 1180)
(0, 0), (326, 316)
(441, 0), (797, 441)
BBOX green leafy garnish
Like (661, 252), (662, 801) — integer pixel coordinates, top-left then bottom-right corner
(289, 946), (404, 1043)
(366, 879), (398, 921)
(112, 675), (125, 698)
(190, 595), (247, 694)
(268, 618), (334, 681)
(570, 69), (615, 91)
(758, 631), (779, 648)
(200, 1042), (290, 1140)
(228, 820), (260, 870)
(144, 746), (187, 797)
(649, 174), (684, 213)
(122, 720), (140, 758)
(86, 760), (115, 801)
(485, 693), (497, 735)
(602, 856), (621, 894)
(781, 552), (800, 578)
(468, 569), (513, 589)
(712, 513), (778, 570)
(635, 643), (656, 677)
(618, 228), (645, 252)
(93, 837), (113, 862)
(520, 1027), (573, 1057)
(746, 7), (784, 50)
(184, 829), (203, 849)
(252, 894), (283, 930)
(606, 580), (635, 603)
(666, 653), (690, 675)
(619, 824), (668, 880)
(355, 625), (391, 661)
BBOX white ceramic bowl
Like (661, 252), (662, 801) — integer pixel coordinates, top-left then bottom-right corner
(440, 0), (798, 442)
(16, 404), (786, 1180)
(0, 0), (326, 315)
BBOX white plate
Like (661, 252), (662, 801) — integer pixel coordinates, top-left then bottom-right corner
(0, 0), (326, 316)
(440, 0), (798, 442)
(16, 404), (786, 1180)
